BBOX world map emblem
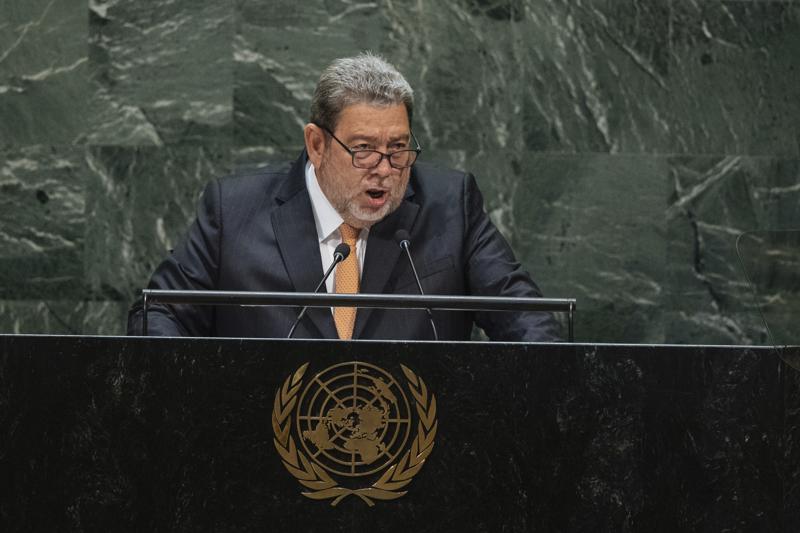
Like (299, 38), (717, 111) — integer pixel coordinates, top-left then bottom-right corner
(272, 361), (437, 506)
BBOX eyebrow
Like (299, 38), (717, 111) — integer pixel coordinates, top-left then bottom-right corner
(346, 132), (411, 144)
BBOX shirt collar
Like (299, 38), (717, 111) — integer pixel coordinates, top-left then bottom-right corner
(305, 160), (344, 243)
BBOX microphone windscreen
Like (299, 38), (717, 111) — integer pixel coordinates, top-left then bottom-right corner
(334, 242), (351, 260)
(394, 229), (411, 245)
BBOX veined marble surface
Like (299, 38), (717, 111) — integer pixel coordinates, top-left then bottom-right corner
(0, 0), (88, 145)
(0, 145), (84, 300)
(0, 0), (798, 341)
(88, 0), (233, 146)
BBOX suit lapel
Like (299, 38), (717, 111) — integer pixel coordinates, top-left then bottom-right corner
(272, 153), (338, 339)
(353, 186), (420, 339)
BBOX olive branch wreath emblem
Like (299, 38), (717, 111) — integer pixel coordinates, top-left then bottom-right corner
(271, 362), (437, 506)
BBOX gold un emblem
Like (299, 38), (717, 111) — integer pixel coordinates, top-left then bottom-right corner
(272, 361), (437, 506)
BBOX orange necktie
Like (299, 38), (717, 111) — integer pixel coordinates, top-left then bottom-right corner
(334, 223), (361, 339)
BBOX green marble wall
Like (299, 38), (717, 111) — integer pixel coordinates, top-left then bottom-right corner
(1, 0), (798, 343)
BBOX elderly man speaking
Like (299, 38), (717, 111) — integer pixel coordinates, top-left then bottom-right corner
(128, 53), (560, 342)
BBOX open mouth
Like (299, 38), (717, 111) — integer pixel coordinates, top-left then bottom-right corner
(364, 188), (388, 208)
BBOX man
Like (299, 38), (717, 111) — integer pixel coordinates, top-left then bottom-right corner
(128, 53), (560, 341)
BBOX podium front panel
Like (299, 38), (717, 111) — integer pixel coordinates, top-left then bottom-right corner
(1, 335), (798, 531)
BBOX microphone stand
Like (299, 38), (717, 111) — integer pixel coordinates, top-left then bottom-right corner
(287, 244), (350, 338)
(396, 231), (439, 341)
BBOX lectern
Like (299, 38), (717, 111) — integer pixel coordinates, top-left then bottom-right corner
(1, 335), (798, 531)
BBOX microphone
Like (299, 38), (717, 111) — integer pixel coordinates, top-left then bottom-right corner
(394, 229), (439, 341)
(287, 243), (350, 338)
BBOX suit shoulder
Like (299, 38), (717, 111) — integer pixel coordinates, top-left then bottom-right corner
(411, 161), (470, 195)
(216, 162), (292, 196)
(413, 161), (468, 181)
(219, 162), (291, 191)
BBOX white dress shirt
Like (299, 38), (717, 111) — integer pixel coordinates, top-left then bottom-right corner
(304, 161), (368, 294)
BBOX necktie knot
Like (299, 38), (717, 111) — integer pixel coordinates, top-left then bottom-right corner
(340, 223), (360, 244)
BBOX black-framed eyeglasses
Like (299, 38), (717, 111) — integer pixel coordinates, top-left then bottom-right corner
(317, 125), (421, 169)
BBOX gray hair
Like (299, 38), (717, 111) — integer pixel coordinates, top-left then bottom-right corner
(310, 52), (414, 131)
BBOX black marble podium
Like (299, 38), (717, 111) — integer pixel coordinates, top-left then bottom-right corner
(1, 335), (798, 532)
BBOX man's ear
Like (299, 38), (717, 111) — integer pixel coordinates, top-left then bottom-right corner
(304, 124), (326, 167)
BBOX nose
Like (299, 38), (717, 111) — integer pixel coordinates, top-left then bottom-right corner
(373, 153), (394, 177)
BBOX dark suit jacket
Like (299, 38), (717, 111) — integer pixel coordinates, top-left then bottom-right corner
(128, 152), (561, 341)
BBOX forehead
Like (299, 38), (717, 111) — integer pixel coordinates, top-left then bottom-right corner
(334, 103), (410, 139)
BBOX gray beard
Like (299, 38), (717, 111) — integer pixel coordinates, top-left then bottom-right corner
(318, 163), (403, 229)
(338, 197), (395, 228)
